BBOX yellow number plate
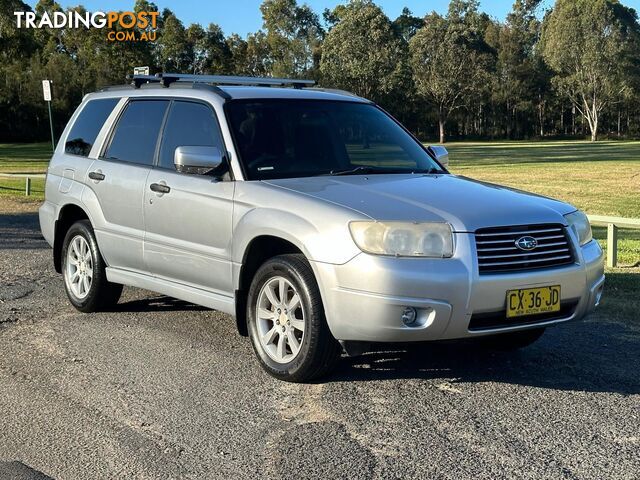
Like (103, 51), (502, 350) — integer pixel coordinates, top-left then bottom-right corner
(506, 285), (561, 318)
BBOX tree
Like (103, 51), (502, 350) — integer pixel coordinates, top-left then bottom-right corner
(242, 32), (271, 76)
(3, 0), (640, 143)
(486, 0), (550, 138)
(186, 23), (232, 74)
(203, 24), (233, 74)
(410, 1), (493, 143)
(541, 0), (640, 141)
(392, 7), (424, 42)
(186, 24), (207, 73)
(226, 33), (249, 73)
(320, 1), (409, 107)
(0, 0), (37, 59)
(260, 0), (323, 78)
(157, 10), (191, 72)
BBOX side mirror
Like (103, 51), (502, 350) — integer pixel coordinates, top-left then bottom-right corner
(174, 146), (224, 175)
(428, 145), (449, 168)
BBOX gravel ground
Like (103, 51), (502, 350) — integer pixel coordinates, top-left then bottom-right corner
(0, 209), (639, 480)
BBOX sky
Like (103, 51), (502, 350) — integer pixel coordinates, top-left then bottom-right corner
(25, 0), (640, 36)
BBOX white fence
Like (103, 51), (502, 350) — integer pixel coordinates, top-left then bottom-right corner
(0, 173), (46, 196)
(587, 215), (640, 268)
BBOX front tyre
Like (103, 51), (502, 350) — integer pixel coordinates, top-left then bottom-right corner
(61, 220), (122, 313)
(247, 254), (341, 382)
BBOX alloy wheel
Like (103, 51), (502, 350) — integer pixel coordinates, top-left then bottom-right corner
(256, 276), (306, 364)
(65, 235), (93, 300)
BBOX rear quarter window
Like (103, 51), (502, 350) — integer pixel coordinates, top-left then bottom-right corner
(65, 98), (119, 157)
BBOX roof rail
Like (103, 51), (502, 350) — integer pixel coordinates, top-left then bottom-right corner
(307, 87), (366, 101)
(128, 73), (315, 89)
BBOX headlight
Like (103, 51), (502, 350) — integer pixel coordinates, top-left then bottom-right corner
(349, 221), (454, 257)
(564, 210), (592, 246)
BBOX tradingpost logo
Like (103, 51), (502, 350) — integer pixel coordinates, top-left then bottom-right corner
(13, 10), (159, 42)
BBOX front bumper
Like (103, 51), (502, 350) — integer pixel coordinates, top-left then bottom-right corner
(313, 233), (605, 342)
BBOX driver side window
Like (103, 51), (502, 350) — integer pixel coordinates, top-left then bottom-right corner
(158, 101), (225, 170)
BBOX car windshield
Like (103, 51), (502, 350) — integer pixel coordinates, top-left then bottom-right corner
(226, 99), (445, 180)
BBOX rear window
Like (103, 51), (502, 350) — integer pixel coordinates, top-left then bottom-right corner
(104, 100), (169, 166)
(65, 98), (119, 157)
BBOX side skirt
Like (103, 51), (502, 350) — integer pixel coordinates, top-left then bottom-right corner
(105, 267), (235, 315)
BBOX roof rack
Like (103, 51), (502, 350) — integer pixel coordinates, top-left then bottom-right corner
(127, 73), (316, 89)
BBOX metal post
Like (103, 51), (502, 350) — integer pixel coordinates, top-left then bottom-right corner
(47, 100), (55, 152)
(607, 223), (618, 268)
(25, 177), (31, 196)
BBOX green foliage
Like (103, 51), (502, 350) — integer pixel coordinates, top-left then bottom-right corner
(540, 0), (640, 141)
(2, 0), (640, 143)
(260, 0), (323, 78)
(320, 1), (410, 108)
(158, 13), (191, 72)
(392, 7), (424, 41)
(486, 0), (551, 138)
(409, 2), (493, 142)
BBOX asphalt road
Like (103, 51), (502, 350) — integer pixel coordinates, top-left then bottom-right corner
(1, 212), (639, 480)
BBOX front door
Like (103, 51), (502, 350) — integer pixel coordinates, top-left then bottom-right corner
(143, 100), (235, 296)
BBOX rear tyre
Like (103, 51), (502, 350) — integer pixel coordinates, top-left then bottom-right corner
(247, 254), (341, 382)
(61, 220), (122, 313)
(481, 327), (546, 351)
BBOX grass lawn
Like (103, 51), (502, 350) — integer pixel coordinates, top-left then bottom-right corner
(446, 140), (640, 218)
(0, 142), (49, 202)
(597, 266), (639, 328)
(0, 142), (51, 172)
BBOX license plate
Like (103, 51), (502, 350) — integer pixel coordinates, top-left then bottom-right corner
(506, 285), (561, 318)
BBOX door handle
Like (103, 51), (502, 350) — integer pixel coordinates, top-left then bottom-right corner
(88, 171), (105, 181)
(150, 182), (171, 194)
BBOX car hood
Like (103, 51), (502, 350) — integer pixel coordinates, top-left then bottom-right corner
(263, 174), (576, 232)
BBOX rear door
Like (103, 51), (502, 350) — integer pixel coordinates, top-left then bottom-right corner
(143, 99), (235, 295)
(87, 99), (169, 273)
(57, 97), (121, 193)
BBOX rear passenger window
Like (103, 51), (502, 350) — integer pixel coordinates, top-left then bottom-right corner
(104, 100), (169, 166)
(158, 101), (224, 170)
(65, 98), (119, 156)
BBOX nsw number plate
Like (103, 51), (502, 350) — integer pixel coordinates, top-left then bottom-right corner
(506, 285), (561, 318)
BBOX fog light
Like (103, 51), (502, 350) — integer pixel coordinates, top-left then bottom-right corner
(401, 307), (418, 326)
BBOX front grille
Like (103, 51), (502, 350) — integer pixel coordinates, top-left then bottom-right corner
(475, 223), (574, 274)
(468, 299), (579, 331)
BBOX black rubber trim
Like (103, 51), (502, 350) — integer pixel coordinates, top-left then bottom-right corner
(468, 299), (580, 331)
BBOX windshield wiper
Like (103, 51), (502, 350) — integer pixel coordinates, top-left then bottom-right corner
(324, 166), (440, 176)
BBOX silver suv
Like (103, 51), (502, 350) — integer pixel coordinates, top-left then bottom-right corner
(40, 74), (605, 382)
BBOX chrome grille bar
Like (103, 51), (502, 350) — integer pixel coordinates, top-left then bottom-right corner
(480, 254), (572, 267)
(477, 241), (569, 252)
(478, 248), (570, 260)
(475, 227), (563, 237)
(476, 234), (566, 244)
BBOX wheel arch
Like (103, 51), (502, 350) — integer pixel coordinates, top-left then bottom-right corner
(234, 235), (305, 336)
(53, 203), (91, 273)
